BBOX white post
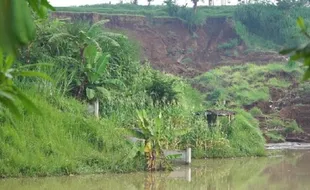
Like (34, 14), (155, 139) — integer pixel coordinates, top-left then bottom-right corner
(185, 148), (191, 164)
(94, 98), (99, 119)
(186, 168), (191, 182)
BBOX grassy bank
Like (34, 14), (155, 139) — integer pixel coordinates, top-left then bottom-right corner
(0, 15), (267, 177)
(193, 62), (305, 142)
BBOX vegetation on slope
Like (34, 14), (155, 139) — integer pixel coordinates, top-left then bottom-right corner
(194, 63), (302, 106)
(193, 62), (305, 142)
(0, 11), (269, 176)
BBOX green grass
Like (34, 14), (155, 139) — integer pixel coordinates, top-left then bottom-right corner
(194, 63), (302, 107)
(249, 107), (263, 117)
(0, 88), (145, 177)
(188, 109), (265, 158)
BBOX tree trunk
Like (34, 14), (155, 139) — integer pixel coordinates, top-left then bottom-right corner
(193, 2), (197, 13)
(94, 98), (99, 119)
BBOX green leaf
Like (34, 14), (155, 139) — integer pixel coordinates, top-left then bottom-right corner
(18, 63), (53, 69)
(4, 54), (14, 71)
(96, 87), (111, 100)
(17, 71), (52, 81)
(97, 53), (110, 75)
(83, 45), (98, 65)
(0, 96), (21, 119)
(86, 87), (95, 100)
(126, 128), (146, 139)
(88, 20), (110, 34)
(303, 67), (310, 81)
(297, 17), (306, 31)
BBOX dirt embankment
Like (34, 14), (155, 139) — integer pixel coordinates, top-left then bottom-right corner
(52, 12), (310, 141)
(51, 12), (286, 77)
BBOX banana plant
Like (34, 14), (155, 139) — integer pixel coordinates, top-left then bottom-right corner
(128, 110), (190, 171)
(83, 44), (125, 119)
(82, 45), (110, 119)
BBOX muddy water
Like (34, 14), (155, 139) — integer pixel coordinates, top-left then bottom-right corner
(1, 149), (310, 190)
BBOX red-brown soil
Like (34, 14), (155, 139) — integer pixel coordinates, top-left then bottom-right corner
(51, 12), (286, 77)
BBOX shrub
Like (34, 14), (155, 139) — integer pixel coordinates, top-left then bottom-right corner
(285, 120), (303, 134)
(249, 107), (263, 117)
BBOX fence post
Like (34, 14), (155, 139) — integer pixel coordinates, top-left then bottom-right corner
(185, 148), (191, 164)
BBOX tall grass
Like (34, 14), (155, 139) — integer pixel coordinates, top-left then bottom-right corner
(0, 87), (146, 177)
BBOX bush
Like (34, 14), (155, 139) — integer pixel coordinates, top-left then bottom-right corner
(249, 107), (263, 117)
(217, 38), (240, 50)
(228, 110), (265, 157)
(285, 121), (303, 134)
(265, 131), (285, 143)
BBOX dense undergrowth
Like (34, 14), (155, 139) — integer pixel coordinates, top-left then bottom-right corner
(193, 62), (304, 142)
(0, 15), (268, 177)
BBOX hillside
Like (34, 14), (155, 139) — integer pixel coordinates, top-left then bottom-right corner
(51, 11), (286, 77)
(51, 3), (310, 142)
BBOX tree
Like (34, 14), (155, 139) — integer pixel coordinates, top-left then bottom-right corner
(147, 0), (154, 6)
(280, 17), (310, 80)
(0, 0), (54, 118)
(83, 45), (125, 119)
(49, 20), (126, 98)
(192, 0), (204, 13)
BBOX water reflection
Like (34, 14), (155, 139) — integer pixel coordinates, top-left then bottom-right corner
(1, 150), (310, 190)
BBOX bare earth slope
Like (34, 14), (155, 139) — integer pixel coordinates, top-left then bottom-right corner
(52, 12), (286, 77)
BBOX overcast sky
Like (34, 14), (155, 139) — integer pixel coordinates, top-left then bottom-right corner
(48, 0), (200, 7)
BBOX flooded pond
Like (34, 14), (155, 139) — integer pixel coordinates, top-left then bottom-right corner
(1, 148), (310, 190)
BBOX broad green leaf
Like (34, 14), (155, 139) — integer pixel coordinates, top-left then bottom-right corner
(126, 128), (146, 139)
(17, 71), (52, 81)
(97, 53), (110, 75)
(86, 87), (95, 100)
(96, 86), (111, 100)
(48, 33), (75, 43)
(88, 20), (110, 34)
(83, 45), (97, 65)
(0, 89), (15, 102)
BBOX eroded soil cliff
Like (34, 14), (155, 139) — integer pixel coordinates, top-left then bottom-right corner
(52, 12), (286, 77)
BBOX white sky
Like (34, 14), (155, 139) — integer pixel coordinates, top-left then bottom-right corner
(48, 0), (200, 7)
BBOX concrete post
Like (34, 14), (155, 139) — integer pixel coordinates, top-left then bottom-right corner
(185, 148), (191, 164)
(94, 98), (99, 119)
